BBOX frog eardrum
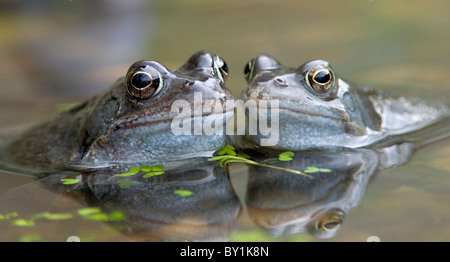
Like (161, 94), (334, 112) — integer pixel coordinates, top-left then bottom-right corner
(126, 61), (164, 99)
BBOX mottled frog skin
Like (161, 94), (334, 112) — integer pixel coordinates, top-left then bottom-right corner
(236, 54), (450, 151)
(2, 51), (234, 169)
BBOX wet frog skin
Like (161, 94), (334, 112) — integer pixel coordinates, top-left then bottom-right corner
(236, 54), (450, 151)
(2, 51), (234, 169)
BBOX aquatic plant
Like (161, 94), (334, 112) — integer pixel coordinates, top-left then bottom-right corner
(209, 145), (312, 177)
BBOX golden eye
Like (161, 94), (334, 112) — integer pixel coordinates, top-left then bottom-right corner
(306, 66), (335, 93)
(126, 67), (163, 99)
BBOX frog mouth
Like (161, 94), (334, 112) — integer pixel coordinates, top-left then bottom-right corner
(117, 109), (235, 131)
(243, 102), (347, 123)
(279, 107), (347, 122)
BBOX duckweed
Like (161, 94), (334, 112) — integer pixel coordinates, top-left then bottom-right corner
(210, 145), (311, 177)
(304, 167), (332, 173)
(278, 151), (294, 161)
(174, 189), (193, 197)
(118, 167), (141, 177)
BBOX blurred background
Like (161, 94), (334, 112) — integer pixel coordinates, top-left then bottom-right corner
(1, 0), (450, 129)
(0, 0), (450, 242)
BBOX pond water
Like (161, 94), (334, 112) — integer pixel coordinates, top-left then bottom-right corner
(0, 0), (449, 242)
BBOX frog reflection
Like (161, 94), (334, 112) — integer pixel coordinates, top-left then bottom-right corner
(2, 51), (234, 170)
(244, 145), (418, 239)
(3, 159), (242, 241)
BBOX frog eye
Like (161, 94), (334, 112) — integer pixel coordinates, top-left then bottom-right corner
(314, 209), (344, 238)
(305, 65), (335, 93)
(214, 56), (229, 82)
(126, 66), (163, 99)
(243, 59), (255, 82)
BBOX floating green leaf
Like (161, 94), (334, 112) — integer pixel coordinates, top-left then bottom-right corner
(11, 219), (34, 227)
(77, 207), (124, 222)
(0, 213), (14, 220)
(217, 144), (237, 156)
(279, 151), (294, 161)
(2, 212), (18, 219)
(237, 152), (250, 159)
(209, 155), (311, 177)
(118, 167), (141, 177)
(109, 211), (126, 222)
(150, 165), (164, 171)
(141, 164), (164, 172)
(78, 207), (102, 217)
(304, 166), (332, 173)
(78, 207), (106, 221)
(304, 167), (319, 173)
(141, 164), (165, 178)
(83, 213), (109, 222)
(140, 165), (152, 172)
(20, 233), (42, 242)
(33, 212), (73, 220)
(61, 178), (81, 185)
(174, 189), (193, 197)
(143, 171), (165, 178)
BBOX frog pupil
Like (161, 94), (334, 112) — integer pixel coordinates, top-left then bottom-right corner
(314, 70), (330, 84)
(131, 72), (153, 89)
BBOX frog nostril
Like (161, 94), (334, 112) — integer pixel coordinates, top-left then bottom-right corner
(275, 77), (288, 87)
(184, 80), (195, 87)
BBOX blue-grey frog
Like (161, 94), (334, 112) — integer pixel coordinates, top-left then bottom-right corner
(2, 51), (235, 170)
(234, 54), (450, 151)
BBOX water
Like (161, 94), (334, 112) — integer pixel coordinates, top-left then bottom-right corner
(0, 0), (449, 242)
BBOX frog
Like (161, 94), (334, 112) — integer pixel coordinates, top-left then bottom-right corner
(1, 51), (235, 170)
(233, 54), (450, 151)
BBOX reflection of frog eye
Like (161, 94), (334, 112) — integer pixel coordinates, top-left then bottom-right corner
(127, 69), (163, 99)
(214, 56), (229, 83)
(306, 66), (335, 93)
(314, 210), (344, 238)
(243, 59), (255, 82)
